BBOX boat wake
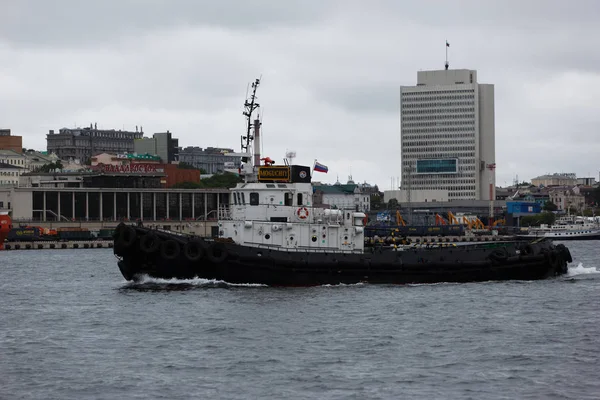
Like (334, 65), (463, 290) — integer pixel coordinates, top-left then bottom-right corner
(121, 274), (267, 290)
(566, 263), (600, 277)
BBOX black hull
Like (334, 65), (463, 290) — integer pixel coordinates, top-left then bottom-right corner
(113, 224), (572, 286)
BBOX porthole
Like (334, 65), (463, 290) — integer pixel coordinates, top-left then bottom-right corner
(265, 234), (271, 240)
(311, 236), (317, 242)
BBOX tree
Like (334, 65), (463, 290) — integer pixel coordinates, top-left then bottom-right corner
(542, 200), (558, 212)
(34, 161), (63, 173)
(520, 212), (556, 227)
(171, 181), (202, 189)
(370, 193), (383, 210)
(387, 198), (399, 209)
(178, 162), (207, 174)
(172, 172), (243, 189)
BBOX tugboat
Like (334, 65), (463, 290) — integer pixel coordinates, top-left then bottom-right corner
(113, 78), (572, 285)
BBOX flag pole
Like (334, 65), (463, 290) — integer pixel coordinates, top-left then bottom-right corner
(312, 159), (316, 175)
(445, 40), (449, 70)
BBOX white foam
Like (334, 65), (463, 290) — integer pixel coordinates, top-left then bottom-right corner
(567, 262), (600, 277)
(130, 274), (267, 287)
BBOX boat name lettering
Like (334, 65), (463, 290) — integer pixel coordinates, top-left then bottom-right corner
(258, 167), (290, 181)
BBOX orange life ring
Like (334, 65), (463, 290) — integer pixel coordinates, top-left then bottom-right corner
(297, 207), (309, 220)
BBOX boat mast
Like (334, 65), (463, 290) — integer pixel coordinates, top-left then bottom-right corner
(240, 78), (261, 181)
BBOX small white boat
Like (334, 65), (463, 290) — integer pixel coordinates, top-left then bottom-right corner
(518, 216), (600, 240)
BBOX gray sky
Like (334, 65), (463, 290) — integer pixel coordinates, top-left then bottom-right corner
(2, 0), (599, 189)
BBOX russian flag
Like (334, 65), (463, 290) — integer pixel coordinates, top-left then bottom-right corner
(314, 161), (328, 173)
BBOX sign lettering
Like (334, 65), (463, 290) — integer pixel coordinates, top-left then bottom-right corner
(258, 166), (290, 182)
(95, 163), (164, 173)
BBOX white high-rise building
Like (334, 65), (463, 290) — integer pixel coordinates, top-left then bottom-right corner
(400, 69), (495, 202)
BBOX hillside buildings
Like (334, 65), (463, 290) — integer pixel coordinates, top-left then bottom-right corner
(46, 124), (144, 163)
(399, 69), (495, 202)
(179, 147), (241, 174)
(133, 131), (179, 163)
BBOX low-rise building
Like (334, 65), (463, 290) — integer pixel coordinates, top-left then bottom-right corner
(548, 187), (586, 212)
(179, 146), (240, 174)
(313, 179), (370, 211)
(22, 150), (57, 172)
(531, 173), (577, 187)
(0, 162), (23, 187)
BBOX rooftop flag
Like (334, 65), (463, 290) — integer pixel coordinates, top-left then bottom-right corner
(314, 161), (328, 173)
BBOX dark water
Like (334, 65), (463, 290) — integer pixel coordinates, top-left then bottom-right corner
(1, 242), (599, 400)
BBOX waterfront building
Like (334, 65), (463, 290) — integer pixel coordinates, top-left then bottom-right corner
(133, 131), (179, 163)
(400, 69), (495, 202)
(0, 129), (23, 153)
(0, 186), (228, 226)
(46, 124), (144, 163)
(179, 146), (241, 174)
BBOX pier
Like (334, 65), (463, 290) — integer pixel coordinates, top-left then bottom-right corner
(3, 240), (114, 251)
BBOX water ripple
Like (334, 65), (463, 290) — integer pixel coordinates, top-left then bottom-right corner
(1, 243), (600, 399)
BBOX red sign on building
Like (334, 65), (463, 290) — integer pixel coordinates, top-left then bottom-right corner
(96, 163), (164, 173)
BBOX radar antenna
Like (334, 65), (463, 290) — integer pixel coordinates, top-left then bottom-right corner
(241, 78), (261, 161)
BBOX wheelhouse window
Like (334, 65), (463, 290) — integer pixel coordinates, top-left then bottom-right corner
(297, 193), (303, 205)
(250, 192), (259, 206)
(284, 193), (293, 206)
(241, 192), (246, 205)
(233, 192), (238, 205)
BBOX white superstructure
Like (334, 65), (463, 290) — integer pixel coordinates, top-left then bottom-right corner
(400, 69), (495, 201)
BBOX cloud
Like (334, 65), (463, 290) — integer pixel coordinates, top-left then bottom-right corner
(1, 0), (599, 190)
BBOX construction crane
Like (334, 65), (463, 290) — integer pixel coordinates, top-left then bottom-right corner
(473, 217), (485, 230)
(447, 211), (460, 224)
(462, 216), (473, 230)
(435, 213), (448, 226)
(396, 211), (406, 227)
(492, 218), (506, 227)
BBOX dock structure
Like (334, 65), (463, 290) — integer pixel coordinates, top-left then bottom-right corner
(3, 240), (114, 250)
(0, 187), (230, 224)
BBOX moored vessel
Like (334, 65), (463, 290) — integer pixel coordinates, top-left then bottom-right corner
(112, 79), (572, 285)
(516, 216), (600, 241)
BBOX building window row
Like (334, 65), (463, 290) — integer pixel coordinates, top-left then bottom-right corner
(403, 89), (475, 96)
(403, 139), (474, 146)
(402, 107), (475, 114)
(402, 101), (475, 109)
(403, 113), (475, 121)
(403, 120), (476, 128)
(402, 94), (475, 102)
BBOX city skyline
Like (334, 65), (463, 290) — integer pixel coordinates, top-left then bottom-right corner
(1, 0), (599, 190)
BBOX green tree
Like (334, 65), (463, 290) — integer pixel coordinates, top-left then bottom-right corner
(542, 200), (558, 212)
(177, 162), (207, 174)
(171, 181), (202, 189)
(172, 172), (243, 189)
(387, 198), (399, 209)
(520, 212), (556, 227)
(370, 193), (383, 210)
